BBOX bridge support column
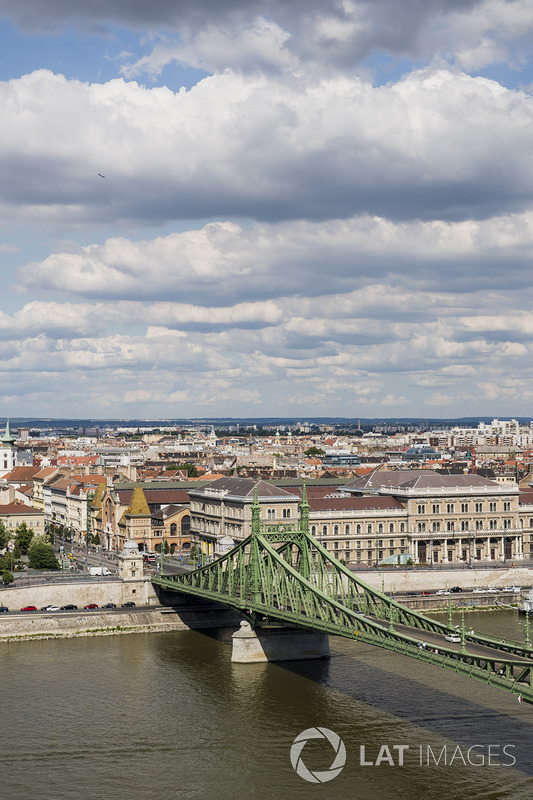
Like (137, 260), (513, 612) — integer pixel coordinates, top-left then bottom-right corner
(231, 621), (330, 663)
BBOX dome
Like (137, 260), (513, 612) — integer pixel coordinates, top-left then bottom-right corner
(123, 539), (139, 553)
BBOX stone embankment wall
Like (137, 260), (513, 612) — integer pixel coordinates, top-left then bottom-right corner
(350, 566), (533, 594)
(0, 578), (159, 610)
(0, 605), (243, 642)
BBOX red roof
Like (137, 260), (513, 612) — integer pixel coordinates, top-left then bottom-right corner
(0, 502), (43, 515)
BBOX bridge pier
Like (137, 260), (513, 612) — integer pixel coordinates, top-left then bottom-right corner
(231, 621), (330, 663)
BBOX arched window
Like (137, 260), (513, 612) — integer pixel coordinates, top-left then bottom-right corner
(311, 525), (316, 535)
(356, 524), (361, 534)
(400, 523), (405, 533)
(170, 523), (177, 536)
(367, 524), (372, 534)
(334, 525), (339, 535)
(322, 525), (328, 536)
(345, 524), (350, 535)
(389, 523), (394, 533)
(378, 523), (383, 533)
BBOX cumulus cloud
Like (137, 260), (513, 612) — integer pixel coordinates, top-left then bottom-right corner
(2, 68), (533, 227)
(17, 211), (533, 303)
(3, 1), (531, 76)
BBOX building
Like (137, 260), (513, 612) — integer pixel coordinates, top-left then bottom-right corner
(0, 420), (17, 478)
(0, 501), (45, 534)
(189, 477), (300, 556)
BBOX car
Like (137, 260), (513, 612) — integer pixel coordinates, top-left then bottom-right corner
(21, 605), (37, 612)
(486, 588), (499, 593)
(420, 591), (431, 596)
(0, 606), (9, 613)
(122, 601), (135, 608)
(84, 603), (99, 610)
(102, 602), (116, 609)
(60, 604), (78, 610)
(435, 590), (450, 595)
(405, 591), (418, 597)
(445, 634), (461, 643)
(450, 586), (463, 593)
(41, 605), (60, 612)
(472, 588), (486, 594)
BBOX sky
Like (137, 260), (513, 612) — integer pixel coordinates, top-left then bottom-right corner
(2, 1), (533, 420)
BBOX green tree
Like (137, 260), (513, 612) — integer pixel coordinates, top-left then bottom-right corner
(155, 540), (170, 554)
(2, 570), (14, 585)
(304, 446), (326, 457)
(15, 523), (34, 555)
(92, 533), (100, 546)
(28, 537), (60, 570)
(0, 520), (10, 550)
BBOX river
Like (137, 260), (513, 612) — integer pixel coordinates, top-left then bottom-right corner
(2, 609), (532, 799)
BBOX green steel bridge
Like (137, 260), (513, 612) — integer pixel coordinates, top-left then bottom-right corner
(153, 487), (533, 704)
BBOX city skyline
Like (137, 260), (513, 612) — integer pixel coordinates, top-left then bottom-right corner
(2, 2), (533, 418)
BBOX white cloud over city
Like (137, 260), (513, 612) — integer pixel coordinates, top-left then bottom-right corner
(0, 1), (533, 417)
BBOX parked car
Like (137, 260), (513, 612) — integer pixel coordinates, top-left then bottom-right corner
(450, 586), (463, 593)
(84, 603), (99, 610)
(435, 590), (450, 595)
(102, 602), (116, 609)
(445, 634), (461, 643)
(472, 588), (486, 594)
(486, 588), (499, 593)
(122, 601), (136, 608)
(41, 605), (60, 612)
(60, 604), (78, 610)
(21, 606), (37, 612)
(0, 606), (9, 613)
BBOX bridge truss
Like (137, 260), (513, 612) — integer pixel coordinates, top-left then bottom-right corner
(153, 486), (533, 704)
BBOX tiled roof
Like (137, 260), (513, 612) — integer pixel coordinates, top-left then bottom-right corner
(0, 502), (42, 515)
(345, 470), (501, 491)
(117, 488), (191, 506)
(309, 496), (404, 512)
(190, 477), (298, 499)
(125, 486), (151, 516)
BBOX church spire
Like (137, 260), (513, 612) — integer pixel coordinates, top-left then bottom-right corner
(2, 419), (15, 447)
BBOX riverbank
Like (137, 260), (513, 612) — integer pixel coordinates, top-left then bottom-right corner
(0, 605), (244, 642)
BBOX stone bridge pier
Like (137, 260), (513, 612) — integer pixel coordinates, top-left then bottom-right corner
(231, 620), (330, 663)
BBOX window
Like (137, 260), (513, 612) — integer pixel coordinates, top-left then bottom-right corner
(417, 504), (426, 514)
(334, 525), (339, 535)
(367, 524), (372, 534)
(503, 519), (512, 530)
(356, 524), (362, 534)
(400, 539), (405, 547)
(489, 502), (497, 512)
(357, 540), (361, 549)
(461, 521), (469, 531)
(389, 523), (394, 533)
(267, 508), (276, 519)
(432, 504), (440, 514)
(475, 502), (483, 513)
(170, 523), (177, 536)
(378, 523), (383, 533)
(461, 503), (469, 513)
(432, 521), (440, 532)
(282, 508), (291, 518)
(417, 522), (426, 532)
(311, 525), (316, 535)
(503, 501), (511, 512)
(322, 525), (328, 536)
(400, 523), (405, 533)
(446, 503), (454, 513)
(378, 539), (383, 548)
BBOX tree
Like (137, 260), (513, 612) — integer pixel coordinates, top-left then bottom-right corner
(304, 446), (326, 457)
(28, 538), (60, 570)
(0, 520), (9, 550)
(166, 462), (198, 477)
(155, 541), (170, 554)
(2, 570), (14, 585)
(15, 523), (34, 555)
(92, 533), (100, 546)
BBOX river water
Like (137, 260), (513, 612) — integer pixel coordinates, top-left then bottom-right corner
(2, 610), (532, 800)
